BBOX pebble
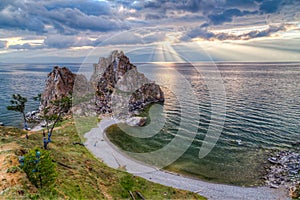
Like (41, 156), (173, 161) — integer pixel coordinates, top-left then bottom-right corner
(265, 150), (300, 192)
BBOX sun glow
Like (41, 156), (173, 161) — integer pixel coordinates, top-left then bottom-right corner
(1, 37), (44, 48)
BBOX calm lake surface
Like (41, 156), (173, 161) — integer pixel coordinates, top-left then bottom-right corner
(1, 62), (299, 186)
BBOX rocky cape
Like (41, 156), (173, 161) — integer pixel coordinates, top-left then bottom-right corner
(39, 50), (164, 125)
(92, 50), (164, 118)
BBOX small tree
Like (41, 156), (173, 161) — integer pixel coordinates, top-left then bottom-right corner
(22, 147), (57, 189)
(37, 95), (72, 149)
(32, 93), (41, 102)
(7, 94), (29, 135)
(48, 95), (72, 136)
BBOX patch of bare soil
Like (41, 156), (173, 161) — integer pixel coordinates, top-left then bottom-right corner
(0, 142), (36, 196)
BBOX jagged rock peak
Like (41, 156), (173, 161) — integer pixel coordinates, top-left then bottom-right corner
(40, 66), (75, 113)
(93, 50), (164, 118)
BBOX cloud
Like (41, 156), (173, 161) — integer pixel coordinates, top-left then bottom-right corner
(242, 25), (286, 38)
(259, 0), (281, 13)
(8, 43), (43, 50)
(1, 0), (298, 36)
(45, 8), (125, 32)
(143, 32), (167, 44)
(44, 35), (95, 49)
(100, 32), (144, 45)
(0, 2), (46, 33)
(0, 0), (123, 34)
(44, 0), (111, 16)
(208, 8), (257, 25)
(0, 40), (7, 48)
(0, 0), (299, 52)
(182, 24), (287, 41)
(225, 0), (258, 9)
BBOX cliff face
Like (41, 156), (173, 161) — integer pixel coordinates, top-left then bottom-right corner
(40, 66), (88, 114)
(93, 50), (164, 118)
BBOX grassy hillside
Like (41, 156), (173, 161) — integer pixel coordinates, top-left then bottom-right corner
(0, 120), (206, 199)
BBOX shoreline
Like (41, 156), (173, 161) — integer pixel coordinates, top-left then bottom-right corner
(84, 117), (289, 200)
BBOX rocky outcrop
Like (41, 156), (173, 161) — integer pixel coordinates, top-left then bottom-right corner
(40, 66), (88, 114)
(129, 83), (164, 112)
(93, 50), (164, 119)
(40, 51), (164, 123)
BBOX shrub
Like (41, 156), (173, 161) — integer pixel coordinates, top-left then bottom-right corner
(22, 147), (57, 189)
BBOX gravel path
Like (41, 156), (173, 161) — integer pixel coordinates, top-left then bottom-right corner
(84, 118), (290, 200)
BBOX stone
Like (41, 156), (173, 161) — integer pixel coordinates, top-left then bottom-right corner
(265, 150), (300, 193)
(125, 117), (147, 127)
(289, 183), (300, 199)
(268, 157), (278, 164)
(269, 183), (279, 189)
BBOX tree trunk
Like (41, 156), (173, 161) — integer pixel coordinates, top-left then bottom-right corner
(22, 112), (27, 123)
(49, 110), (63, 135)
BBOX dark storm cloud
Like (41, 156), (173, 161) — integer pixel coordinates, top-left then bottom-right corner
(0, 0), (297, 34)
(259, 0), (282, 13)
(116, 0), (297, 25)
(0, 1), (46, 33)
(0, 0), (122, 34)
(183, 24), (286, 41)
(208, 9), (257, 25)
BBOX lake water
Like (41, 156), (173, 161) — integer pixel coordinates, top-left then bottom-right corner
(1, 62), (299, 186)
(0, 63), (81, 128)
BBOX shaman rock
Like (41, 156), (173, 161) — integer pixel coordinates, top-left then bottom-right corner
(93, 50), (164, 118)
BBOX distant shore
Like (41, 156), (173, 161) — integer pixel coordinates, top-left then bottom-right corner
(84, 118), (288, 200)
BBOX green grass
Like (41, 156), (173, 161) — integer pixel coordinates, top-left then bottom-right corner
(73, 116), (99, 142)
(0, 120), (206, 200)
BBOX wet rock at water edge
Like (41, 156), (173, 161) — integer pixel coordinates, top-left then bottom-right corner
(265, 150), (300, 192)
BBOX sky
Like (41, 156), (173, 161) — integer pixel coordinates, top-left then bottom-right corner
(0, 0), (299, 63)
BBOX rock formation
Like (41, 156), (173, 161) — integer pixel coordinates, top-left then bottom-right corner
(40, 66), (88, 114)
(92, 50), (164, 118)
(40, 50), (164, 123)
